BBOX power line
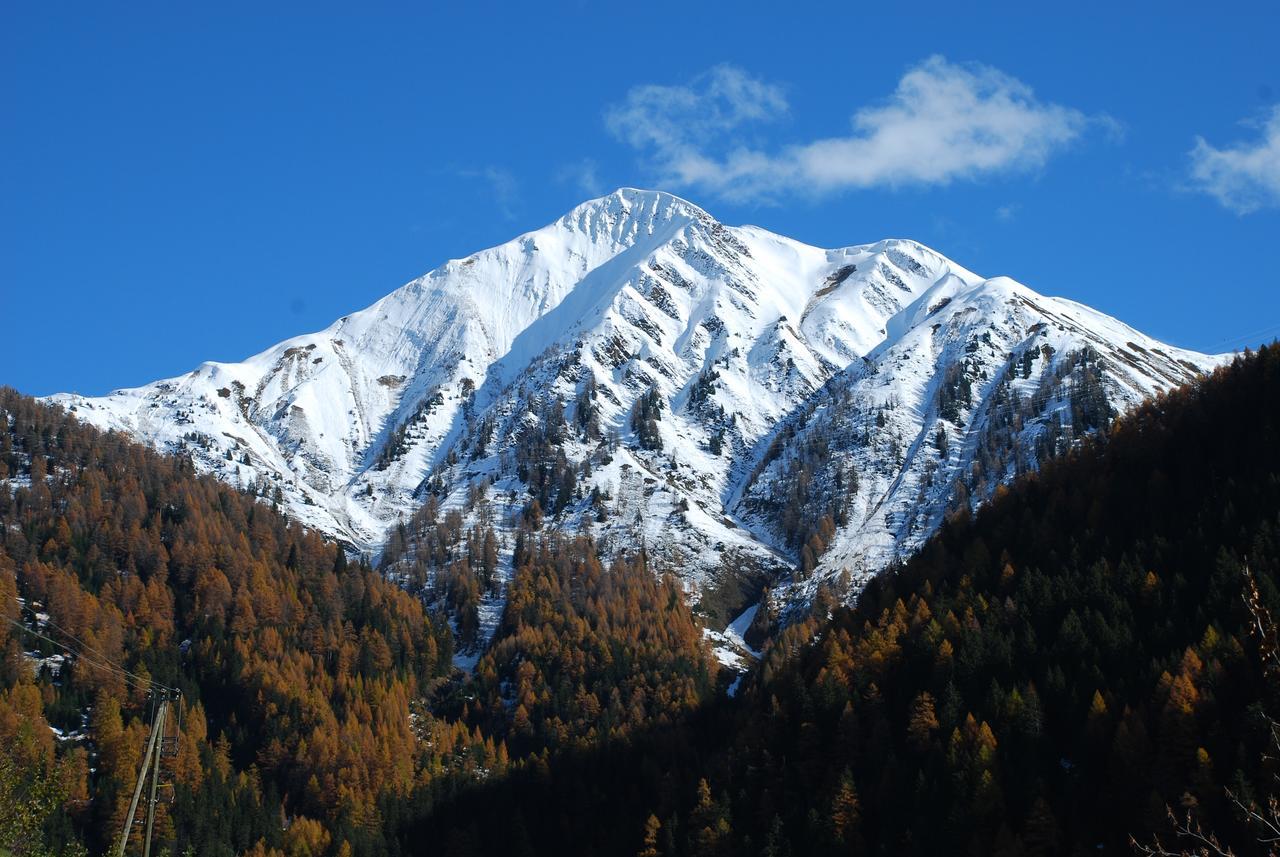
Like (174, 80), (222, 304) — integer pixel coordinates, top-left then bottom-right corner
(4, 613), (175, 695)
(35, 608), (173, 694)
(5, 616), (154, 693)
(1203, 323), (1280, 353)
(8, 598), (177, 695)
(3, 615), (181, 855)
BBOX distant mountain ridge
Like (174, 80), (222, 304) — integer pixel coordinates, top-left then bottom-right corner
(49, 188), (1227, 618)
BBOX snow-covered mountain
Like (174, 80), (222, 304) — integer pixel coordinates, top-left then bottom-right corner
(50, 188), (1225, 621)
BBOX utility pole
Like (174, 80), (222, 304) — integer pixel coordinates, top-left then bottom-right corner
(142, 700), (167, 857)
(115, 690), (178, 857)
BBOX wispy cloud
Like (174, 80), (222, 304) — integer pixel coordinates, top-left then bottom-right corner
(555, 158), (605, 198)
(460, 166), (520, 220)
(605, 64), (788, 166)
(606, 57), (1099, 202)
(1188, 106), (1280, 214)
(995, 203), (1021, 222)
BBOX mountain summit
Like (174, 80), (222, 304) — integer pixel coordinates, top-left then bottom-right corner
(50, 189), (1226, 619)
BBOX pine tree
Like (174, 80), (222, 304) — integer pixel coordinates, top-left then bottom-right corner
(908, 691), (940, 750)
(762, 815), (790, 857)
(829, 768), (860, 844)
(637, 813), (662, 857)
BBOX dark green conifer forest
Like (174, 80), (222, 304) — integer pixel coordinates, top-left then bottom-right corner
(401, 344), (1280, 855)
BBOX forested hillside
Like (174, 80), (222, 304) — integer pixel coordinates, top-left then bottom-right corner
(7, 341), (1280, 855)
(406, 345), (1280, 856)
(0, 388), (458, 855)
(0, 388), (710, 856)
(715, 343), (1280, 853)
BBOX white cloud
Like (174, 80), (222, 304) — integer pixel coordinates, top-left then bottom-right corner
(995, 203), (1020, 222)
(605, 63), (787, 155)
(460, 166), (520, 220)
(1189, 106), (1280, 214)
(555, 158), (605, 198)
(607, 57), (1094, 202)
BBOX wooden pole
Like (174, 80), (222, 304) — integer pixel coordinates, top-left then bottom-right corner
(115, 695), (164, 857)
(142, 700), (168, 857)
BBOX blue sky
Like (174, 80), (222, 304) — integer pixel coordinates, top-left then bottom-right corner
(4, 2), (1279, 396)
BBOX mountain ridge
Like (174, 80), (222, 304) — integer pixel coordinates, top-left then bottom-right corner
(47, 188), (1228, 622)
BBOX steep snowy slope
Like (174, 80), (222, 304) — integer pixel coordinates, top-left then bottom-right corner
(49, 189), (1226, 622)
(735, 273), (1218, 610)
(52, 191), (704, 546)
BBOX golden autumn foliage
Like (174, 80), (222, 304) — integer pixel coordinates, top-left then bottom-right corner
(461, 535), (712, 755)
(0, 388), (453, 853)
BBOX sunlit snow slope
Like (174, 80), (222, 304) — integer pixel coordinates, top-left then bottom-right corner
(50, 189), (1227, 611)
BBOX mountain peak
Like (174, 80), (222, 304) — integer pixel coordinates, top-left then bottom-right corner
(48, 195), (1227, 612)
(548, 187), (713, 245)
(582, 186), (711, 216)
